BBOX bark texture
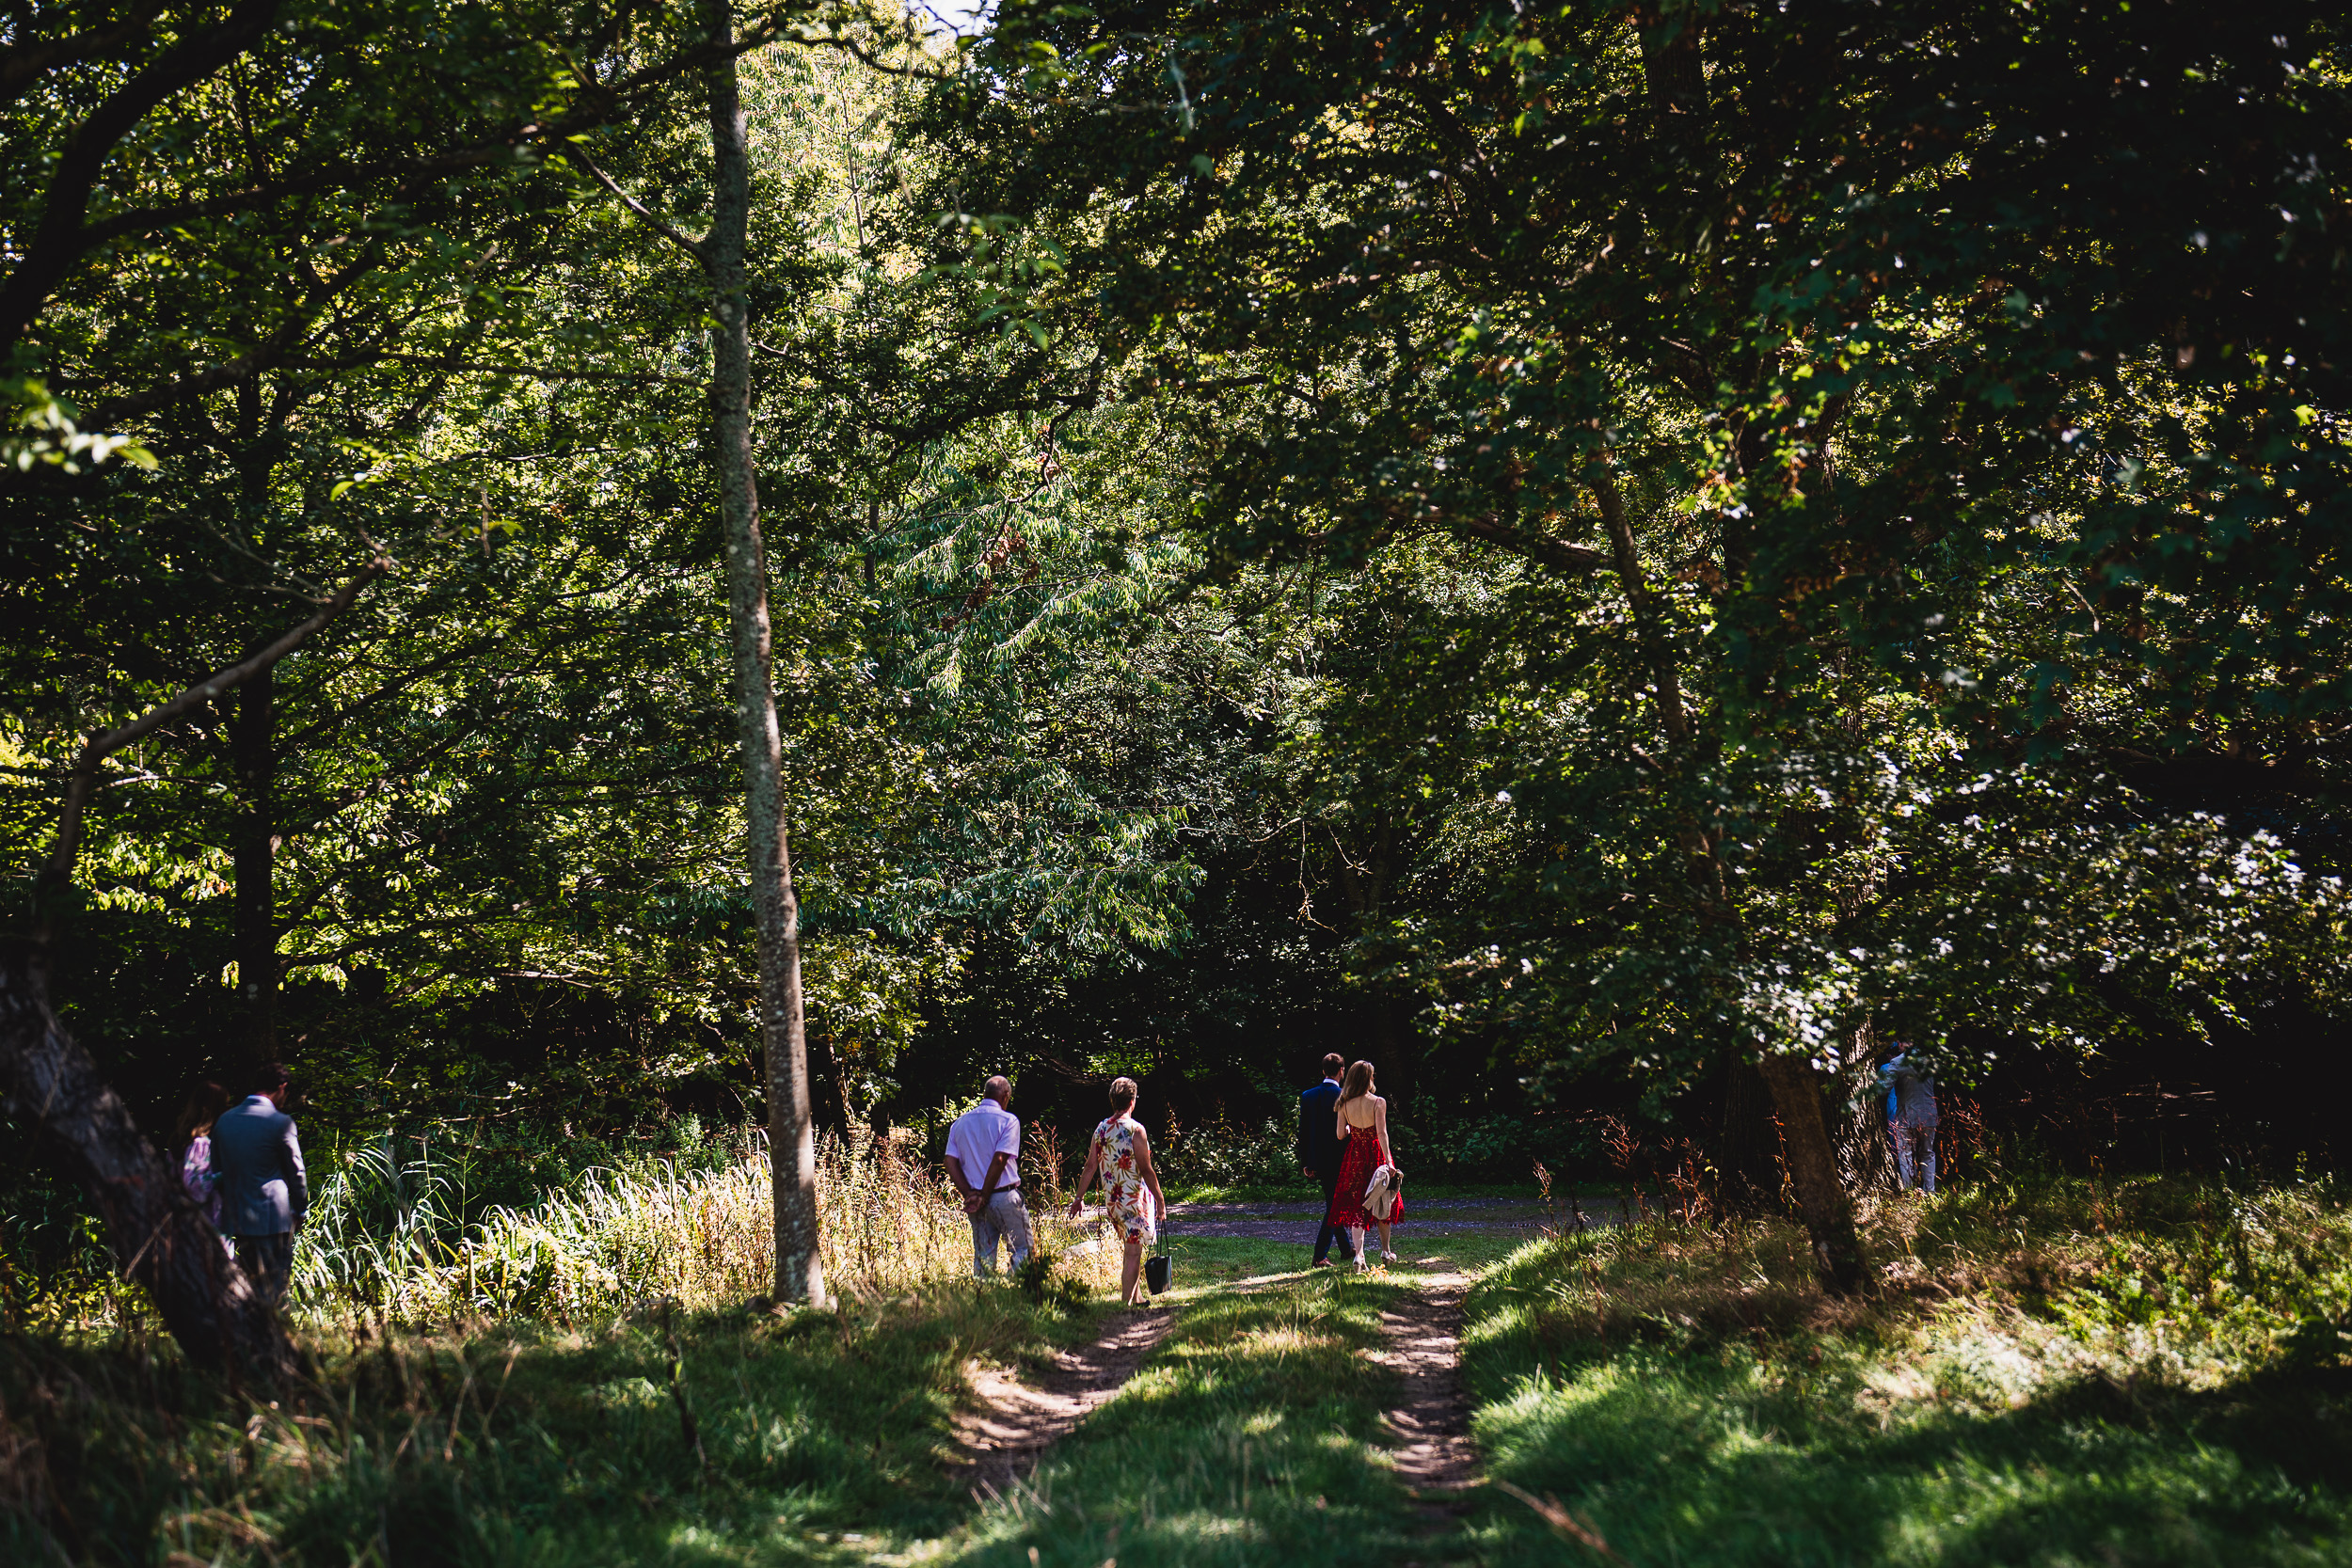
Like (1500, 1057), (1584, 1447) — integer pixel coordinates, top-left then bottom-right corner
(703, 0), (824, 1306)
(1833, 1021), (1897, 1195)
(1758, 1052), (1869, 1295)
(0, 943), (298, 1381)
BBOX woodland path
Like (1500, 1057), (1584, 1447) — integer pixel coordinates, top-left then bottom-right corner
(1165, 1194), (1632, 1242)
(1375, 1267), (1484, 1553)
(951, 1304), (1176, 1497)
(950, 1263), (1488, 1543)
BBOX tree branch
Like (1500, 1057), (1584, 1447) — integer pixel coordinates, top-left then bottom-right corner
(1447, 512), (1611, 574)
(37, 549), (394, 922)
(0, 0), (286, 343)
(562, 148), (707, 261)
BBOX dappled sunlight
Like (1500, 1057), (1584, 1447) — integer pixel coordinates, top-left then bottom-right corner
(1464, 1175), (2352, 1566)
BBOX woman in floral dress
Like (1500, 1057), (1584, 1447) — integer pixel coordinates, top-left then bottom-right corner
(1068, 1075), (1167, 1304)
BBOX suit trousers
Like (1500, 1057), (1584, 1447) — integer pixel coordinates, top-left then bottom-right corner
(1312, 1167), (1358, 1262)
(233, 1231), (294, 1307)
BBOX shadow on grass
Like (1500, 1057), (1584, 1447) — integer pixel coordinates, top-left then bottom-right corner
(2, 1282), (1102, 1567)
(940, 1263), (1444, 1568)
(1462, 1199), (2352, 1568)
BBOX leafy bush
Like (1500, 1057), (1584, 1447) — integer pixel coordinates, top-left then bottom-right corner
(1413, 1113), (1599, 1181)
(1156, 1113), (1299, 1192)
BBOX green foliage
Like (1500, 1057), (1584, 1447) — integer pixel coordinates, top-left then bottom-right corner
(893, 0), (2352, 1102)
(1157, 1112), (1295, 1193)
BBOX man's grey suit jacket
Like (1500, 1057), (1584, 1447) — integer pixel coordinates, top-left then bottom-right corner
(211, 1094), (309, 1236)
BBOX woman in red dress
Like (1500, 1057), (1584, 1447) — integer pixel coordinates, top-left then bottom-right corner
(1325, 1060), (1403, 1267)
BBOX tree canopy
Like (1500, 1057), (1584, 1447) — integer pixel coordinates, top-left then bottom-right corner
(5, 0), (2349, 1336)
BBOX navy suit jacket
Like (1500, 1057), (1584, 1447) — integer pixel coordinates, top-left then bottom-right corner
(1297, 1080), (1343, 1176)
(212, 1095), (309, 1236)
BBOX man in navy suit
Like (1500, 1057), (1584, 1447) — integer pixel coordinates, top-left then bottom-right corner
(211, 1062), (309, 1307)
(1297, 1053), (1356, 1266)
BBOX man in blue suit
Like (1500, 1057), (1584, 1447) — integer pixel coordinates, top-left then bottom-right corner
(211, 1063), (309, 1306)
(1297, 1053), (1357, 1266)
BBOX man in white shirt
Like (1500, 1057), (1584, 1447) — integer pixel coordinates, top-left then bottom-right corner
(946, 1075), (1032, 1278)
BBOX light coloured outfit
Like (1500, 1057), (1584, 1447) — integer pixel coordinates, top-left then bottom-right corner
(1877, 1053), (1940, 1194)
(1090, 1114), (1156, 1244)
(180, 1133), (234, 1259)
(946, 1099), (1031, 1277)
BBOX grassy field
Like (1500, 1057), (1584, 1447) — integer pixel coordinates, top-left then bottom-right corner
(1458, 1175), (2352, 1567)
(9, 1162), (2349, 1565)
(0, 1237), (1461, 1566)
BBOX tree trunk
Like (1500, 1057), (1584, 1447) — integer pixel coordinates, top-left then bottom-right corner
(1757, 1052), (1868, 1296)
(702, 0), (824, 1306)
(1833, 1020), (1895, 1195)
(230, 661), (277, 1069)
(0, 943), (298, 1382)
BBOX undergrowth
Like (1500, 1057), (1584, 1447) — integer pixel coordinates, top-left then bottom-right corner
(1464, 1173), (2352, 1566)
(1, 1282), (1102, 1566)
(6, 1125), (1119, 1336)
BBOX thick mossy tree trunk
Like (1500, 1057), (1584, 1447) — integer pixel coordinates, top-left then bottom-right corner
(701, 0), (825, 1307)
(1833, 1020), (1896, 1196)
(0, 946), (295, 1382)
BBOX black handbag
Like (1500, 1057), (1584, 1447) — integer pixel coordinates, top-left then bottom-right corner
(1143, 1215), (1171, 1295)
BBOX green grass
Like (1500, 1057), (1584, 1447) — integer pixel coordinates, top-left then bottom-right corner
(1458, 1177), (2352, 1567)
(24, 1164), (2344, 1567)
(936, 1240), (1434, 1568)
(2, 1282), (1104, 1566)
(0, 1234), (1502, 1566)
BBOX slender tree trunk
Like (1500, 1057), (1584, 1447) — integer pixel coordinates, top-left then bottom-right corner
(1758, 1053), (1868, 1294)
(230, 662), (277, 1068)
(702, 0), (824, 1306)
(0, 943), (297, 1381)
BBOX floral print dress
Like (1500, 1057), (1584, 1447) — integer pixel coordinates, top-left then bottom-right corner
(1091, 1114), (1156, 1244)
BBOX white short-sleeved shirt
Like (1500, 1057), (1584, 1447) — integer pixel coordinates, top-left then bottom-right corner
(946, 1101), (1022, 1192)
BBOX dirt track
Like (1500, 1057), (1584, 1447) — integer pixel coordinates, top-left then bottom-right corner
(951, 1305), (1176, 1497)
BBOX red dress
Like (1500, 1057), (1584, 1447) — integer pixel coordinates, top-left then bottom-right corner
(1325, 1122), (1404, 1227)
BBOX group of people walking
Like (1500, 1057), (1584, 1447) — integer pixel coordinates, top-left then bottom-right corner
(946, 1051), (1409, 1301)
(174, 1042), (1931, 1320)
(176, 1062), (309, 1304)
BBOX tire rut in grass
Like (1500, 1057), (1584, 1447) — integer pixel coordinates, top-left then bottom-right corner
(951, 1304), (1175, 1497)
(1375, 1269), (1482, 1536)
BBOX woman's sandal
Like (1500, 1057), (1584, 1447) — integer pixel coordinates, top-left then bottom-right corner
(1382, 1250), (1399, 1266)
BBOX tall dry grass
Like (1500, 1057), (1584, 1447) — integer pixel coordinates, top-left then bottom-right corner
(287, 1125), (1115, 1329)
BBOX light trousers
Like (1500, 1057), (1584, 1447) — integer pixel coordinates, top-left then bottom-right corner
(969, 1191), (1033, 1278)
(1892, 1122), (1938, 1194)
